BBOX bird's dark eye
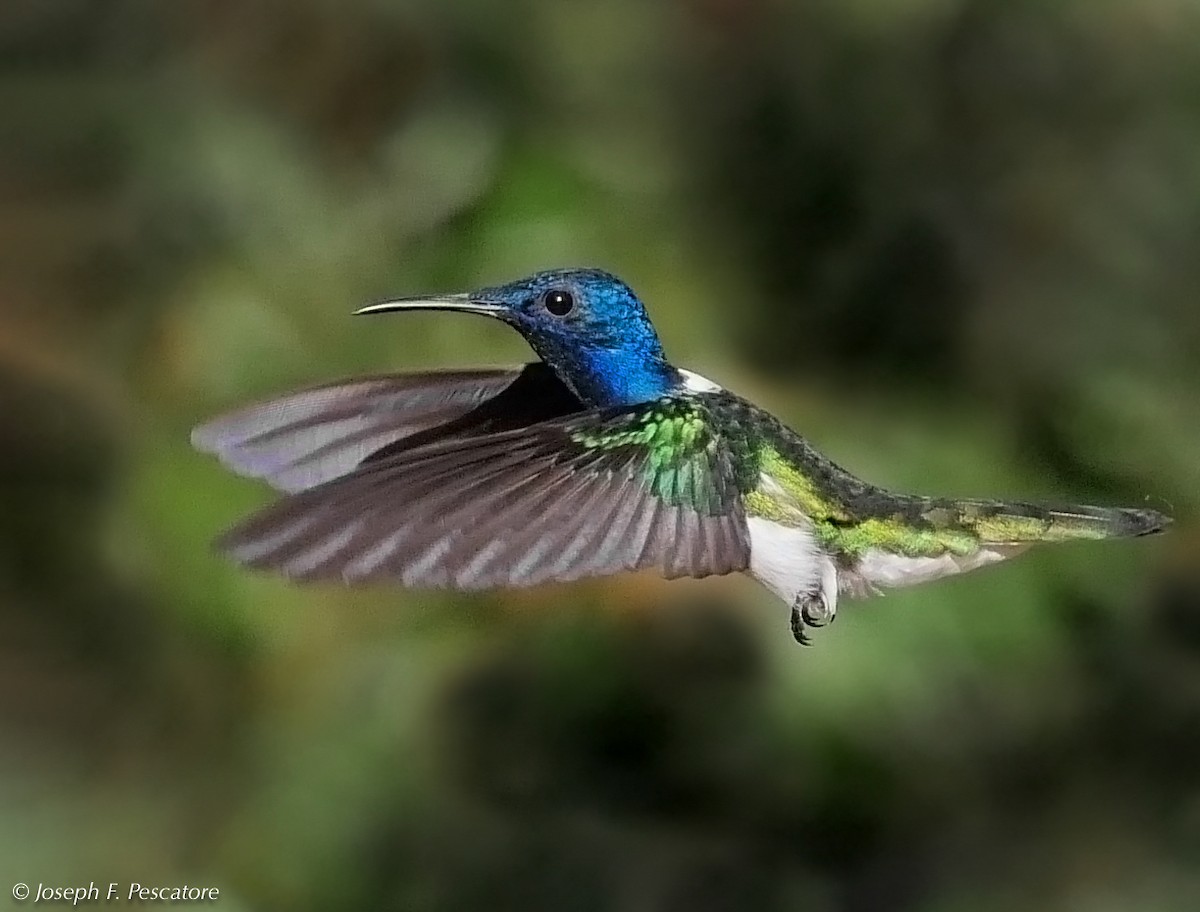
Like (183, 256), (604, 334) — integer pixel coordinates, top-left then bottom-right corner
(543, 289), (575, 316)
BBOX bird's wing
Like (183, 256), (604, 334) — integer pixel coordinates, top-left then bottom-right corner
(191, 364), (583, 492)
(215, 395), (751, 588)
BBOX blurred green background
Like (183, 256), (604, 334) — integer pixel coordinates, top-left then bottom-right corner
(3, 1), (1198, 910)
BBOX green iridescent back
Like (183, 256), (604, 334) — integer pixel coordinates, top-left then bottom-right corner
(567, 395), (756, 516)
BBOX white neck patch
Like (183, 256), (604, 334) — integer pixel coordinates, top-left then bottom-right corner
(679, 368), (722, 393)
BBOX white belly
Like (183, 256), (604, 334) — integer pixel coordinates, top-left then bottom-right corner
(746, 517), (838, 612)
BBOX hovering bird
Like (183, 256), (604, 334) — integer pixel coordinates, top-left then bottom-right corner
(193, 268), (1170, 644)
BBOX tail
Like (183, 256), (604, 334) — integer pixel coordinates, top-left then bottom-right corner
(953, 499), (1172, 544)
(841, 497), (1170, 598)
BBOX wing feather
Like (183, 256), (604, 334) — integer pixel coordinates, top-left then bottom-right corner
(192, 364), (588, 493)
(192, 369), (524, 492)
(215, 396), (751, 588)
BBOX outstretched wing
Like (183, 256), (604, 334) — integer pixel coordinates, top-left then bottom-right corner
(216, 395), (751, 589)
(191, 363), (582, 492)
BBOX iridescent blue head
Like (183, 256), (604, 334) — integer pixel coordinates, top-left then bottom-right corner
(357, 268), (679, 406)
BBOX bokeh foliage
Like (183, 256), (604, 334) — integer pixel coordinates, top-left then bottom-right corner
(2, 1), (1198, 910)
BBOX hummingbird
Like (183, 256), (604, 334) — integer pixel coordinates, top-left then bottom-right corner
(193, 268), (1171, 644)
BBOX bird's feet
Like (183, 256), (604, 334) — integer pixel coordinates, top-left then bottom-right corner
(789, 592), (836, 646)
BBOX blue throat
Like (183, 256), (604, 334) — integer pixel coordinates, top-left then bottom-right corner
(567, 346), (681, 407)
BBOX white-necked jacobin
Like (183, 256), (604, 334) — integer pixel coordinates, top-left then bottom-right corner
(192, 268), (1171, 644)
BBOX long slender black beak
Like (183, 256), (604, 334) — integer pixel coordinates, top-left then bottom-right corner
(353, 293), (505, 317)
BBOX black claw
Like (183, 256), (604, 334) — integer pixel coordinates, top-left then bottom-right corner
(791, 594), (836, 645)
(792, 609), (811, 643)
(802, 594), (834, 627)
(789, 606), (811, 646)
